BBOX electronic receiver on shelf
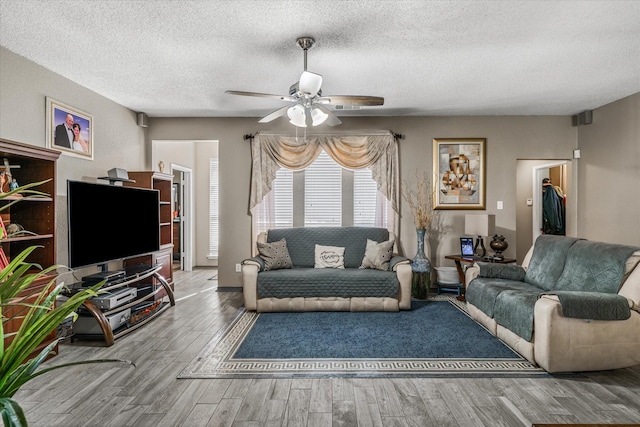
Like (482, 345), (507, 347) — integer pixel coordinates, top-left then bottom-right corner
(74, 309), (131, 335)
(89, 287), (137, 310)
(82, 269), (126, 284)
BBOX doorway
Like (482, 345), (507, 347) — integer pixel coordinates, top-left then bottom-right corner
(171, 164), (193, 272)
(532, 161), (569, 243)
(515, 159), (573, 262)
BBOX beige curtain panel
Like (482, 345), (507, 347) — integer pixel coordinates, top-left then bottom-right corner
(249, 130), (400, 214)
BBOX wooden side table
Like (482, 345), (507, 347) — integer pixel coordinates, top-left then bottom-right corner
(444, 255), (517, 300)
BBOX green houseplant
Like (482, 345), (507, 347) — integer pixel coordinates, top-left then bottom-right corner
(0, 182), (133, 427)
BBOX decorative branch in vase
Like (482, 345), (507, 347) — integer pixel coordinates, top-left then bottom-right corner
(402, 172), (439, 299)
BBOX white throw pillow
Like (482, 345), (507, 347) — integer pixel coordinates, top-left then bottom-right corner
(314, 244), (345, 269)
(360, 238), (395, 271)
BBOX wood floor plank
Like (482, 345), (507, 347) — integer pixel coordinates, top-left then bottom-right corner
(307, 411), (333, 427)
(128, 413), (166, 427)
(257, 398), (286, 425)
(222, 378), (252, 399)
(333, 377), (356, 401)
(235, 378), (274, 421)
(283, 388), (310, 427)
(438, 382), (486, 427)
(198, 379), (233, 404)
(206, 397), (243, 427)
(420, 397), (460, 427)
(105, 403), (152, 427)
(354, 385), (383, 427)
(267, 377), (292, 401)
(373, 379), (405, 418)
(309, 378), (333, 413)
(333, 400), (357, 426)
(180, 403), (217, 426)
(157, 379), (211, 425)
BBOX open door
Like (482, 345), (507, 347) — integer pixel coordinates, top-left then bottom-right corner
(171, 164), (193, 271)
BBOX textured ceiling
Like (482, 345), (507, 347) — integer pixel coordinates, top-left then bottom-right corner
(1, 1), (639, 118)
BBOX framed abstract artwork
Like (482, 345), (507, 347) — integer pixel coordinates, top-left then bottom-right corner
(46, 97), (94, 160)
(433, 138), (486, 210)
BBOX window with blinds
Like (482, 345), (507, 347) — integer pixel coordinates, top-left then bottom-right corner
(254, 149), (392, 234)
(304, 150), (342, 226)
(209, 158), (219, 258)
(272, 168), (293, 228)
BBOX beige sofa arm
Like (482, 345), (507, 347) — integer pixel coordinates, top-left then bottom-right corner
(395, 263), (412, 310)
(534, 295), (640, 373)
(465, 263), (480, 287)
(241, 264), (259, 311)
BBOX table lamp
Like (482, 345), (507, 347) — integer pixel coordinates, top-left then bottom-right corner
(464, 214), (496, 258)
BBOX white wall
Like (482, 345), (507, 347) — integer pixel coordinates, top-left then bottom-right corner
(577, 92), (640, 245)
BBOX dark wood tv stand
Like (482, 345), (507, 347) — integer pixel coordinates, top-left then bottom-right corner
(71, 264), (175, 346)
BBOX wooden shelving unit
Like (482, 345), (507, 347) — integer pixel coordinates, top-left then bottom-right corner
(124, 171), (174, 297)
(0, 138), (60, 358)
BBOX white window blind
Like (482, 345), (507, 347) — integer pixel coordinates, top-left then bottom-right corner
(255, 168), (293, 235)
(209, 158), (219, 258)
(354, 168), (377, 227)
(304, 150), (342, 226)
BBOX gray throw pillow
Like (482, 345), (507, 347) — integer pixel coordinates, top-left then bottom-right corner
(360, 238), (395, 271)
(257, 238), (293, 271)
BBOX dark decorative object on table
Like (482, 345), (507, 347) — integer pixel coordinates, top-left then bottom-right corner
(411, 228), (431, 299)
(489, 234), (509, 260)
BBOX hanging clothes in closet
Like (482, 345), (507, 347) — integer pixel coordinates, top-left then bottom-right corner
(542, 178), (565, 235)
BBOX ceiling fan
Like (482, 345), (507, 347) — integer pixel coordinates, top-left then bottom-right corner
(225, 37), (384, 127)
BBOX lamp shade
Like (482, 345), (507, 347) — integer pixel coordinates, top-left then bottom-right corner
(310, 107), (328, 126)
(465, 214), (496, 236)
(299, 71), (323, 97)
(287, 104), (306, 127)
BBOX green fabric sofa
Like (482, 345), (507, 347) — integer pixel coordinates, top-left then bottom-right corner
(465, 235), (640, 372)
(242, 227), (412, 312)
(465, 235), (640, 373)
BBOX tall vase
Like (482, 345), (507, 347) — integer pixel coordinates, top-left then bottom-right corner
(411, 228), (431, 299)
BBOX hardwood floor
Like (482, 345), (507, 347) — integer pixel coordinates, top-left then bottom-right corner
(16, 269), (640, 426)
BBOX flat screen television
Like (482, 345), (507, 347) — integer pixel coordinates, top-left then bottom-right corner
(67, 180), (160, 269)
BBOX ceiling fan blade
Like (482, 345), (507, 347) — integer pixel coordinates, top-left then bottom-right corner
(317, 95), (384, 106)
(225, 90), (296, 102)
(299, 71), (323, 97)
(314, 104), (342, 127)
(258, 105), (291, 123)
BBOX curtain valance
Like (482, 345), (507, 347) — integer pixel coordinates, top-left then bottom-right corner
(249, 130), (400, 214)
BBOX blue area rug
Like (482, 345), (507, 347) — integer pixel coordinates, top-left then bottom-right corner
(234, 301), (517, 359)
(178, 296), (546, 378)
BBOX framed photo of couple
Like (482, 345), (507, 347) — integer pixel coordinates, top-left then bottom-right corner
(46, 97), (94, 160)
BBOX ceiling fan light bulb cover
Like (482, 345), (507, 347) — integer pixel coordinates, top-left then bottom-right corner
(299, 71), (322, 96)
(287, 104), (307, 127)
(311, 107), (328, 126)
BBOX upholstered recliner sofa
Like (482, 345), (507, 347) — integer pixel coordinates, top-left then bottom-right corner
(242, 227), (412, 312)
(465, 235), (640, 373)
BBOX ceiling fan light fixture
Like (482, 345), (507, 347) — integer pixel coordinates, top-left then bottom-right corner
(311, 107), (328, 126)
(287, 104), (307, 127)
(299, 71), (323, 96)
